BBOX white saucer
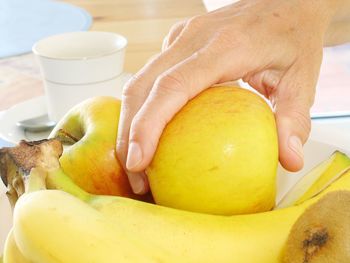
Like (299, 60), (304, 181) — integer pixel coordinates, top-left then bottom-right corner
(0, 96), (51, 143)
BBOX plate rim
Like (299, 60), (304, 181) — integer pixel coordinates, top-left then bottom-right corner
(0, 96), (49, 144)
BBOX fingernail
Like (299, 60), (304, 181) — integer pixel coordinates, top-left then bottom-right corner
(126, 142), (142, 170)
(288, 136), (304, 159)
(127, 172), (145, 194)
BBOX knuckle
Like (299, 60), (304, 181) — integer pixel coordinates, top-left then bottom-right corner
(130, 112), (154, 133)
(122, 75), (144, 98)
(305, 92), (316, 107)
(170, 20), (187, 33)
(207, 27), (249, 55)
(164, 21), (186, 49)
(129, 118), (144, 139)
(162, 36), (170, 51)
(186, 15), (206, 30)
(128, 124), (142, 144)
(155, 71), (188, 98)
(116, 138), (128, 161)
(130, 115), (165, 151)
(288, 108), (311, 140)
(129, 116), (152, 142)
(296, 111), (311, 135)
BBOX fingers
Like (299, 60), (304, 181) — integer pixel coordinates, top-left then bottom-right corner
(275, 100), (311, 172)
(274, 61), (318, 172)
(116, 51), (183, 194)
(243, 69), (284, 99)
(117, 78), (150, 194)
(126, 45), (247, 174)
(117, 16), (234, 194)
(118, 0), (325, 195)
(117, 32), (204, 194)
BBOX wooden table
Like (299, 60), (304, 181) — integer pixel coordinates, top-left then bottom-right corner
(0, 0), (206, 111)
(1, 1), (349, 115)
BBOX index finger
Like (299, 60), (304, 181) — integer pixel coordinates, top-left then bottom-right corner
(116, 45), (200, 194)
(126, 43), (248, 173)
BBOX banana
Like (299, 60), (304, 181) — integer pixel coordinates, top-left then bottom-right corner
(2, 141), (349, 263)
(11, 167), (350, 263)
(277, 151), (350, 208)
(12, 190), (171, 263)
(3, 229), (31, 263)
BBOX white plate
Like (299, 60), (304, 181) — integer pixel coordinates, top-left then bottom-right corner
(0, 71), (131, 144)
(0, 96), (51, 143)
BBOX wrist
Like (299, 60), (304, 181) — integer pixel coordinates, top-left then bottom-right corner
(321, 0), (350, 46)
(300, 0), (337, 29)
(326, 0), (350, 23)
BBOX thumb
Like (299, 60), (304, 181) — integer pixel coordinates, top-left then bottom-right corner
(275, 87), (314, 172)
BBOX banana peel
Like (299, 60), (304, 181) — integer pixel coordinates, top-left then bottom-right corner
(277, 151), (350, 208)
(0, 139), (62, 208)
(1, 140), (350, 263)
(8, 165), (350, 263)
(3, 229), (31, 263)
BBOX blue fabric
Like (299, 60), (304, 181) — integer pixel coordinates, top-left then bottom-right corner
(0, 0), (92, 58)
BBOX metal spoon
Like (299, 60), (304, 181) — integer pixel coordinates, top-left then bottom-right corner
(16, 114), (56, 132)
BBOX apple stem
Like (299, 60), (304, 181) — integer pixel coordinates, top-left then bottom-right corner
(54, 129), (80, 144)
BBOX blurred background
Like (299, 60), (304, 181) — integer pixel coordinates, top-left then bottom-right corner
(0, 0), (349, 134)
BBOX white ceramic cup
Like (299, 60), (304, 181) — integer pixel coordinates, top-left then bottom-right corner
(33, 31), (131, 122)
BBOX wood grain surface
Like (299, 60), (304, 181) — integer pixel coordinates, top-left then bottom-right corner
(1, 1), (349, 115)
(0, 0), (206, 111)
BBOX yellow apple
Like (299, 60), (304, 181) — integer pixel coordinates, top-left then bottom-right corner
(146, 86), (278, 215)
(49, 97), (139, 198)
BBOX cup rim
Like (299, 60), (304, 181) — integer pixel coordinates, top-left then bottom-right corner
(32, 31), (128, 61)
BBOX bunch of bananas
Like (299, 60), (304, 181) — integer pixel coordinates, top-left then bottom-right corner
(1, 140), (350, 263)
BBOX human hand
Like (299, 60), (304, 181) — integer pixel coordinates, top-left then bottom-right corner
(116, 0), (340, 194)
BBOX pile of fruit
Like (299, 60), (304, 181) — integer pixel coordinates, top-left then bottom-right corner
(1, 86), (350, 263)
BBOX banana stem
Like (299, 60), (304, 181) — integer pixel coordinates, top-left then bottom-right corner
(46, 168), (92, 202)
(25, 168), (47, 193)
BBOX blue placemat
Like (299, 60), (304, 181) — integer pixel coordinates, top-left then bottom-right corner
(0, 0), (92, 58)
(0, 138), (13, 148)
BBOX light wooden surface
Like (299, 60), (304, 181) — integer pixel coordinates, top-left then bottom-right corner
(0, 0), (206, 110)
(1, 1), (349, 115)
(68, 0), (206, 72)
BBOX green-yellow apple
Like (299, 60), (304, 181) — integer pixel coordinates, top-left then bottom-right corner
(146, 86), (278, 215)
(49, 97), (139, 198)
